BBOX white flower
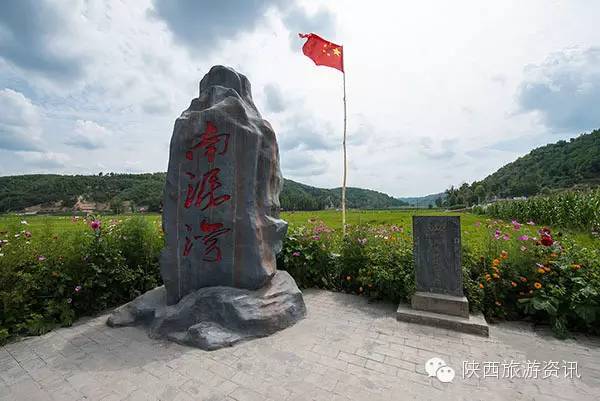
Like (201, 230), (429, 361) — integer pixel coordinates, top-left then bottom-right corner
(14, 234), (20, 238)
(20, 220), (28, 225)
(0, 253), (4, 257)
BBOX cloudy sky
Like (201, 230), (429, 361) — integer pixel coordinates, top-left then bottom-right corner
(1, 1), (599, 197)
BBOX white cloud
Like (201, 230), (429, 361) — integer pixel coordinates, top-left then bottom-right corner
(15, 151), (70, 169)
(0, 89), (42, 151)
(281, 148), (329, 178)
(517, 47), (600, 133)
(0, 0), (599, 197)
(64, 120), (110, 149)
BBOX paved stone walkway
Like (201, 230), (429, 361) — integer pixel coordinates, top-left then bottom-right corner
(1, 289), (599, 401)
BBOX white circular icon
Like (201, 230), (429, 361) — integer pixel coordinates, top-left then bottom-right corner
(425, 357), (446, 377)
(435, 366), (455, 383)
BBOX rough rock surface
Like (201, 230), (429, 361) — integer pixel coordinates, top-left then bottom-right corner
(107, 271), (306, 350)
(108, 66), (305, 350)
(160, 65), (287, 305)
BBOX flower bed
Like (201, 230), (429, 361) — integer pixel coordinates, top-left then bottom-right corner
(277, 219), (600, 338)
(1, 215), (598, 343)
(0, 216), (162, 344)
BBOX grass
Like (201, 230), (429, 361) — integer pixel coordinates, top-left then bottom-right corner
(2, 209), (597, 249)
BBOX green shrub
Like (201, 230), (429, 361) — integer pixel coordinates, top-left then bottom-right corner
(0, 216), (162, 344)
(279, 218), (600, 338)
(2, 213), (598, 343)
(467, 220), (600, 337)
(277, 222), (338, 289)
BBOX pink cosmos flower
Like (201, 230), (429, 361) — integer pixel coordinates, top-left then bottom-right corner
(512, 220), (521, 230)
(311, 235), (320, 241)
(90, 220), (101, 231)
(527, 221), (535, 225)
(502, 234), (510, 241)
(37, 256), (46, 261)
(24, 231), (32, 238)
(494, 229), (502, 240)
(518, 235), (529, 241)
(292, 252), (301, 257)
(74, 285), (82, 293)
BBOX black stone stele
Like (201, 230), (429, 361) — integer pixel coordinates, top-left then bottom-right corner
(413, 216), (463, 297)
(396, 216), (489, 336)
(107, 66), (306, 350)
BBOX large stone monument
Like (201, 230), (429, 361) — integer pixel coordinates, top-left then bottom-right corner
(107, 66), (306, 350)
(396, 216), (488, 336)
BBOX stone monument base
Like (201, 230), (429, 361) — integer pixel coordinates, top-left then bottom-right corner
(107, 271), (306, 350)
(396, 303), (489, 336)
(411, 291), (469, 318)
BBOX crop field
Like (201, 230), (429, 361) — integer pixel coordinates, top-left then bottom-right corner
(1, 209), (597, 248)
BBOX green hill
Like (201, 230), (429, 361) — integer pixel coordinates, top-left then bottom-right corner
(0, 174), (407, 213)
(444, 129), (600, 206)
(398, 192), (446, 207)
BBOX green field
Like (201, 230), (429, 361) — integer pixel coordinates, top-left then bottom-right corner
(1, 209), (597, 248)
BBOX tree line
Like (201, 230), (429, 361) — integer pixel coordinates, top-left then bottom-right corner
(440, 129), (600, 208)
(0, 174), (407, 213)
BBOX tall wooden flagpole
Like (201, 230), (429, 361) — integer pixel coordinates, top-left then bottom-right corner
(342, 70), (347, 236)
(297, 32), (346, 234)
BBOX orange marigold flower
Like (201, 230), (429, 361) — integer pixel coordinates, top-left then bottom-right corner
(479, 283), (484, 289)
(501, 250), (508, 259)
(537, 268), (545, 274)
(492, 259), (501, 267)
(511, 281), (517, 287)
(492, 273), (499, 279)
(571, 264), (581, 270)
(534, 282), (542, 289)
(543, 266), (551, 272)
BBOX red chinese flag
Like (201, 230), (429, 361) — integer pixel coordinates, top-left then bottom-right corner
(299, 33), (344, 72)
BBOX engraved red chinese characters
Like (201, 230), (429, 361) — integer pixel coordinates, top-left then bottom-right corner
(185, 121), (230, 162)
(198, 219), (231, 262)
(182, 120), (232, 262)
(184, 168), (231, 210)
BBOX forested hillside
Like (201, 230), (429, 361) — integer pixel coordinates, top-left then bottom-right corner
(444, 129), (600, 206)
(0, 174), (407, 213)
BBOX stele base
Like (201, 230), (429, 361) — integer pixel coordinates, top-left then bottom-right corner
(396, 291), (489, 337)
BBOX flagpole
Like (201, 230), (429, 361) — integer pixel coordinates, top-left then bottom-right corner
(342, 68), (347, 236)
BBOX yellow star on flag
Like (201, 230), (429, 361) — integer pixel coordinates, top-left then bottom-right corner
(332, 47), (341, 56)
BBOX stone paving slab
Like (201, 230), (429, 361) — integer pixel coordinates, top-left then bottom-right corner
(1, 289), (599, 401)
